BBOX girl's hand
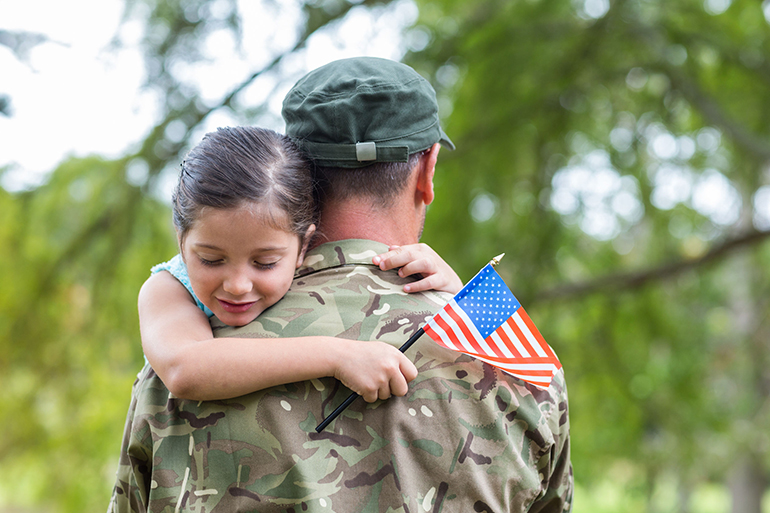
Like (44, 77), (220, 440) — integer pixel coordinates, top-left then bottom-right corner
(373, 243), (463, 295)
(333, 341), (418, 403)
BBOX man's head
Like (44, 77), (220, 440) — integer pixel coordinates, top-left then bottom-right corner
(282, 57), (454, 207)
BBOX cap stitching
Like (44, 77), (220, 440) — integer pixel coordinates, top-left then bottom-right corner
(290, 77), (429, 101)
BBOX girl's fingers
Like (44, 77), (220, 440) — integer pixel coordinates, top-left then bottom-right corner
(397, 258), (436, 278)
(402, 359), (418, 382)
(390, 376), (408, 397)
(374, 249), (413, 270)
(403, 275), (437, 293)
(373, 243), (434, 271)
(346, 344), (418, 402)
(378, 386), (392, 401)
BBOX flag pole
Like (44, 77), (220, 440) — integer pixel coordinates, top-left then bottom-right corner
(314, 254), (505, 433)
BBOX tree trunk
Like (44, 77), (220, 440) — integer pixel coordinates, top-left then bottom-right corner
(677, 481), (691, 513)
(729, 456), (766, 513)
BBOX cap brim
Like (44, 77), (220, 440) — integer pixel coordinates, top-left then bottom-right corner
(439, 127), (455, 151)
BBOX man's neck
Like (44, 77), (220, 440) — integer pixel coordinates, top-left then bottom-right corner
(312, 200), (420, 248)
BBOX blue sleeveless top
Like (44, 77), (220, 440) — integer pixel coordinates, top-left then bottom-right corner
(151, 254), (214, 318)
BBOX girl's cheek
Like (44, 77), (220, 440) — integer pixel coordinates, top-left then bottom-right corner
(190, 267), (217, 293)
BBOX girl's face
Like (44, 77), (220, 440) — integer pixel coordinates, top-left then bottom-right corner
(180, 203), (310, 327)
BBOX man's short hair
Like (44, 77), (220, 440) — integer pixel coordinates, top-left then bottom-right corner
(313, 152), (423, 208)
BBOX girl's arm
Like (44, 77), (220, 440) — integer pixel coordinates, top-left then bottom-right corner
(373, 243), (463, 295)
(139, 271), (417, 402)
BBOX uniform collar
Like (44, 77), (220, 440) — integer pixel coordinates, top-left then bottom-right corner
(297, 239), (389, 277)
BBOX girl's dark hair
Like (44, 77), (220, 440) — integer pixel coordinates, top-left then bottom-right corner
(172, 126), (316, 245)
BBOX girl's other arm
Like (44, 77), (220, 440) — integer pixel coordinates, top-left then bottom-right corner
(373, 243), (463, 294)
(139, 271), (417, 401)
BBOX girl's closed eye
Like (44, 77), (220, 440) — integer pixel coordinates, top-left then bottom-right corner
(254, 260), (278, 270)
(198, 256), (223, 266)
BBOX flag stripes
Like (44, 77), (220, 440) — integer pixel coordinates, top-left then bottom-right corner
(423, 263), (561, 388)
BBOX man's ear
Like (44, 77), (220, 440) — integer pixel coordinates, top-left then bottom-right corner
(415, 143), (440, 206)
(297, 224), (316, 267)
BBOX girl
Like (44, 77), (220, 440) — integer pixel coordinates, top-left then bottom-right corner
(139, 126), (462, 403)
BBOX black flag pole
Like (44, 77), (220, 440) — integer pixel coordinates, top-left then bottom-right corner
(314, 253), (505, 433)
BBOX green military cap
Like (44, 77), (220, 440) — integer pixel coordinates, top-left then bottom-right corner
(282, 57), (455, 168)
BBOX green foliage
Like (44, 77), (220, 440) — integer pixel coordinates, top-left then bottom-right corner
(2, 0), (770, 510)
(0, 155), (177, 511)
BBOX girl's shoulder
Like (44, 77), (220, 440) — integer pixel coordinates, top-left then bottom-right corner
(151, 253), (186, 276)
(151, 255), (214, 317)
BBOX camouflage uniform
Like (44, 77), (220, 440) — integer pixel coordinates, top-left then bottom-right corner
(109, 239), (572, 513)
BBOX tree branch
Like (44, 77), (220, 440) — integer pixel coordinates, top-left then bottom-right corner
(535, 229), (770, 302)
(663, 66), (770, 163)
(135, 0), (397, 177)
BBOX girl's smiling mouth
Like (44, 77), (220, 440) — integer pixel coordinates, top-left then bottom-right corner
(217, 299), (257, 313)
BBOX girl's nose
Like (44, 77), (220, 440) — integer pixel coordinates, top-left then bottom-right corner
(223, 268), (253, 296)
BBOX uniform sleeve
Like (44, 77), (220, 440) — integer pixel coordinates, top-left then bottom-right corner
(529, 371), (574, 513)
(151, 254), (214, 318)
(107, 367), (155, 513)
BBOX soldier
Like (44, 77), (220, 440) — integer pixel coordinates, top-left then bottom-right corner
(109, 57), (572, 512)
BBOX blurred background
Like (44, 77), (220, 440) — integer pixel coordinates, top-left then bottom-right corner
(2, 0), (770, 511)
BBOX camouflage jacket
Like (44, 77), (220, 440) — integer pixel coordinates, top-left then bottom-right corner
(109, 239), (572, 513)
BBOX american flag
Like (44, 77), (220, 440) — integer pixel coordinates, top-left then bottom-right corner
(423, 262), (561, 388)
